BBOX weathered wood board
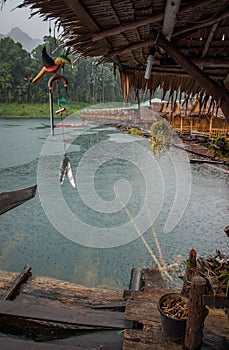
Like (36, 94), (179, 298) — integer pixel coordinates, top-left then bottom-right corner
(1, 265), (31, 300)
(0, 299), (131, 330)
(0, 185), (37, 215)
(0, 270), (123, 308)
(0, 338), (99, 350)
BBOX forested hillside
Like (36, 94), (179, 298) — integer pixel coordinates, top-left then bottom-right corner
(0, 36), (124, 104)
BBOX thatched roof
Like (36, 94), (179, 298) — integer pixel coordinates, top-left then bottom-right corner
(18, 1), (229, 117)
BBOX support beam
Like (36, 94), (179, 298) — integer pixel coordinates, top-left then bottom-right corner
(109, 39), (229, 68)
(63, 0), (116, 61)
(201, 23), (219, 58)
(162, 0), (181, 41)
(92, 0), (211, 42)
(109, 40), (153, 57)
(63, 0), (99, 32)
(174, 11), (229, 38)
(151, 29), (229, 122)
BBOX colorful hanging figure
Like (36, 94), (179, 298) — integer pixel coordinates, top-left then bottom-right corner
(59, 155), (76, 188)
(32, 46), (71, 83)
(24, 46), (71, 85)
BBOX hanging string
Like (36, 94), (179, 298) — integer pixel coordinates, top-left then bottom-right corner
(56, 80), (67, 155)
(49, 19), (52, 36)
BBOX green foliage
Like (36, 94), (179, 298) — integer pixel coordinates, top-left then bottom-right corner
(0, 102), (89, 117)
(150, 119), (173, 159)
(0, 36), (123, 105)
(208, 136), (229, 158)
(184, 259), (192, 268)
(128, 127), (143, 136)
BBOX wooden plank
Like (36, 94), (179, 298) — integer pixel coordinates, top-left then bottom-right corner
(0, 300), (131, 330)
(0, 185), (37, 215)
(1, 265), (31, 300)
(92, 301), (126, 310)
(0, 338), (98, 350)
(143, 268), (166, 290)
(125, 299), (161, 324)
(0, 270), (123, 308)
(190, 159), (224, 164)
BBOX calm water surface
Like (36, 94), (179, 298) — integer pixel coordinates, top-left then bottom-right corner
(0, 118), (228, 289)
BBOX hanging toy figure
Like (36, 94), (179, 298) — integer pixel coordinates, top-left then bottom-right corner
(30, 46), (71, 83)
(24, 46), (71, 103)
(59, 155), (76, 188)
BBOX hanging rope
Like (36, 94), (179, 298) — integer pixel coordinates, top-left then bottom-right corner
(50, 75), (75, 188)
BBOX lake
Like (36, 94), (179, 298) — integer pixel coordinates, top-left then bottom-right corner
(0, 118), (228, 289)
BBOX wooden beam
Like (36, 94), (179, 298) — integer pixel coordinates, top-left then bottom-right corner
(201, 23), (219, 58)
(162, 0), (181, 41)
(109, 40), (229, 68)
(63, 0), (100, 32)
(109, 40), (152, 57)
(0, 185), (37, 215)
(174, 11), (229, 38)
(151, 29), (229, 121)
(92, 0), (211, 42)
(1, 265), (31, 300)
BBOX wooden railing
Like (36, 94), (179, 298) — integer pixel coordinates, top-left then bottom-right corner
(171, 124), (229, 138)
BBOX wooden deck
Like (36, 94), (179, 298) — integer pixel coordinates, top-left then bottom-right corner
(0, 338), (99, 350)
(0, 268), (228, 349)
(123, 286), (229, 349)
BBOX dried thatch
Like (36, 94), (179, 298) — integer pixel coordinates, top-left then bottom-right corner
(13, 1), (229, 116)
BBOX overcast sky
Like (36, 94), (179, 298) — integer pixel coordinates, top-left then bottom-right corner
(0, 0), (52, 39)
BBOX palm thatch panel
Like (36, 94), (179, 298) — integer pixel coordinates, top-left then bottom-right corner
(14, 0), (229, 117)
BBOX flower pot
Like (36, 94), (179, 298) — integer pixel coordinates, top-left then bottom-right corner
(157, 292), (188, 340)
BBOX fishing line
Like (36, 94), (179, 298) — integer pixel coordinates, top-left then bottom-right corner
(56, 79), (67, 155)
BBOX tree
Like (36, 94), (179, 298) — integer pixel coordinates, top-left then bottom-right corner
(0, 36), (124, 104)
(0, 37), (32, 103)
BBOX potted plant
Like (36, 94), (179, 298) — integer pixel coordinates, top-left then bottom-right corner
(157, 292), (188, 340)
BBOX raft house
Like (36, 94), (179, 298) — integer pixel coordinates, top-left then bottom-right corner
(1, 0), (229, 349)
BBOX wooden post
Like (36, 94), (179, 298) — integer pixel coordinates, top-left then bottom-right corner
(209, 114), (213, 137)
(49, 87), (54, 136)
(1, 265), (31, 300)
(181, 249), (197, 297)
(185, 276), (208, 350)
(129, 267), (142, 291)
(123, 267), (142, 298)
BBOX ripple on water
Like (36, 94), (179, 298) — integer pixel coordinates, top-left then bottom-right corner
(0, 119), (228, 288)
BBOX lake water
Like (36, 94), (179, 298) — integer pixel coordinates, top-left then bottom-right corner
(0, 118), (228, 289)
